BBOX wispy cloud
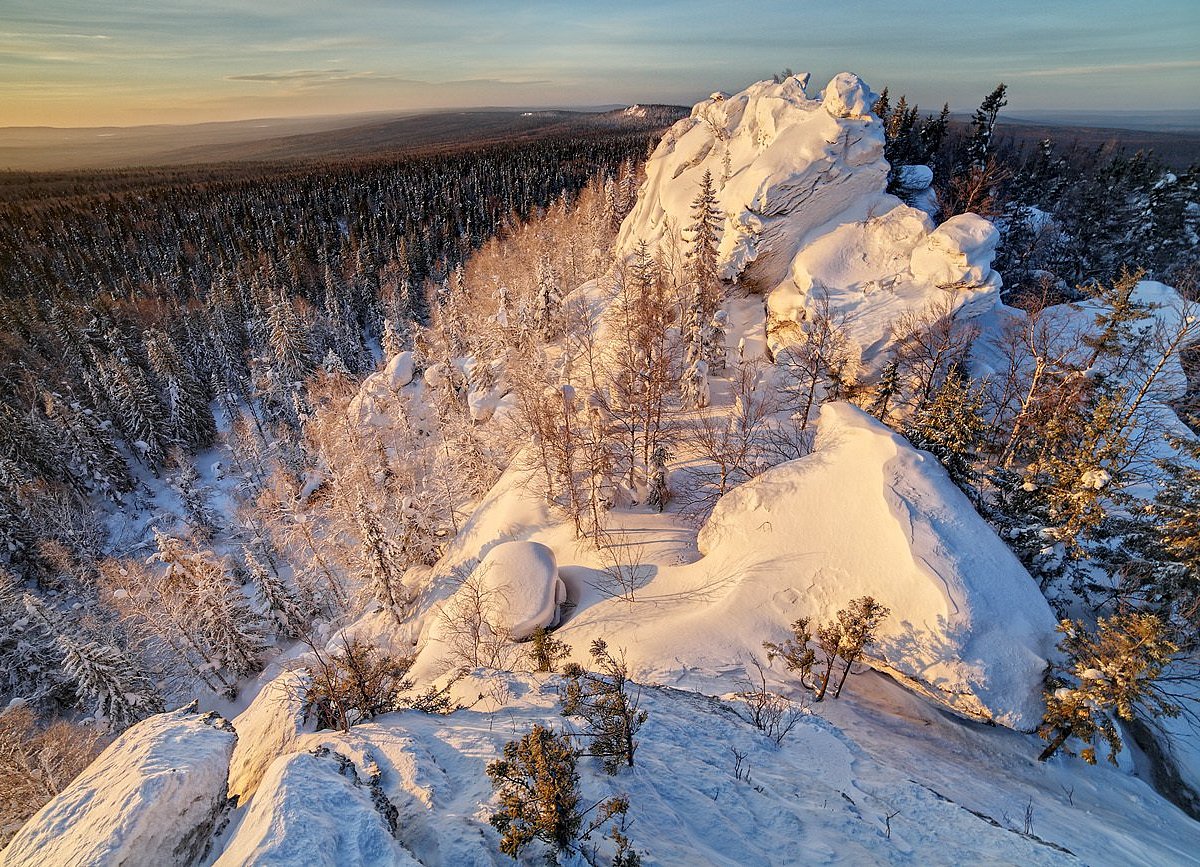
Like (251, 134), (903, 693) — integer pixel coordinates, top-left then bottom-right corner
(1014, 59), (1200, 78)
(225, 69), (550, 89)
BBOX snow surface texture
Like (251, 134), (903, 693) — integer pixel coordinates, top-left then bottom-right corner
(227, 669), (312, 802)
(214, 750), (417, 867)
(217, 672), (1200, 866)
(617, 73), (1001, 370)
(698, 403), (1058, 730)
(1, 705), (236, 867)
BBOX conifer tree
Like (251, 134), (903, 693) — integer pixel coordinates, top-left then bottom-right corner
(687, 170), (722, 315)
(354, 492), (407, 623)
(561, 639), (647, 773)
(646, 445), (670, 513)
(57, 634), (162, 729)
(1038, 613), (1180, 764)
(903, 364), (987, 492)
(867, 356), (902, 422)
(171, 453), (221, 540)
(487, 724), (583, 857)
(245, 548), (312, 639)
(528, 626), (571, 673)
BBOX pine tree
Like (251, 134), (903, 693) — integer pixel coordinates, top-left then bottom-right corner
(688, 170), (723, 315)
(171, 453), (221, 540)
(561, 639), (647, 773)
(867, 356), (902, 422)
(966, 83), (1007, 169)
(528, 626), (571, 673)
(487, 725), (583, 857)
(57, 634), (162, 729)
(903, 364), (987, 492)
(1038, 613), (1180, 764)
(646, 445), (670, 513)
(245, 548), (312, 639)
(705, 309), (728, 373)
(146, 328), (217, 454)
(355, 492), (407, 623)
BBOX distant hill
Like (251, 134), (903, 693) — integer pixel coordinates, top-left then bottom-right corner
(0, 106), (690, 173)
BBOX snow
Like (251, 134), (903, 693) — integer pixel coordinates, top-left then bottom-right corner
(464, 540), (564, 641)
(691, 402), (1058, 729)
(1, 705), (236, 867)
(227, 669), (313, 802)
(213, 749), (416, 867)
(821, 71), (877, 119)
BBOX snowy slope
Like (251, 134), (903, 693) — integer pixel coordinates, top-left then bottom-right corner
(214, 749), (418, 867)
(214, 671), (1198, 866)
(1, 705), (236, 867)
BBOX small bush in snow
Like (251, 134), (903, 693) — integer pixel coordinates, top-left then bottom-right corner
(734, 661), (805, 746)
(305, 638), (413, 732)
(486, 724), (628, 860)
(528, 626), (571, 673)
(561, 639), (646, 773)
(764, 596), (889, 701)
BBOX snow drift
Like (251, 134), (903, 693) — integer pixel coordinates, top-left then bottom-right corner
(618, 72), (1002, 369)
(696, 402), (1058, 729)
(1, 705), (236, 867)
(459, 540), (564, 641)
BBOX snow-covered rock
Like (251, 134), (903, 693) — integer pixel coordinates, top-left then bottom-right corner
(228, 669), (313, 802)
(348, 357), (412, 428)
(213, 749), (416, 867)
(618, 72), (1002, 372)
(1, 705), (236, 867)
(470, 540), (565, 641)
(696, 402), (1057, 729)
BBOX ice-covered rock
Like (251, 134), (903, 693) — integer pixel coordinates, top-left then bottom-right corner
(1, 705), (236, 867)
(695, 403), (1057, 729)
(213, 749), (417, 867)
(228, 669), (313, 802)
(822, 71), (876, 119)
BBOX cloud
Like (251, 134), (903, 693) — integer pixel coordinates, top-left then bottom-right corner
(224, 69), (550, 88)
(1013, 59), (1200, 78)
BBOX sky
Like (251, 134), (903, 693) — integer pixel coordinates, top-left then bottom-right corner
(2, 0), (1198, 127)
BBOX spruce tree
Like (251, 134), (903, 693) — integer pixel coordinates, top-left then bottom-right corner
(688, 170), (723, 315)
(245, 548), (313, 639)
(355, 492), (407, 623)
(903, 364), (987, 492)
(57, 634), (162, 729)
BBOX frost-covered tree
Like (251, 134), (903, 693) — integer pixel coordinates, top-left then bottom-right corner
(244, 548), (312, 639)
(171, 452), (221, 540)
(354, 491), (407, 623)
(646, 445), (670, 513)
(57, 635), (162, 729)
